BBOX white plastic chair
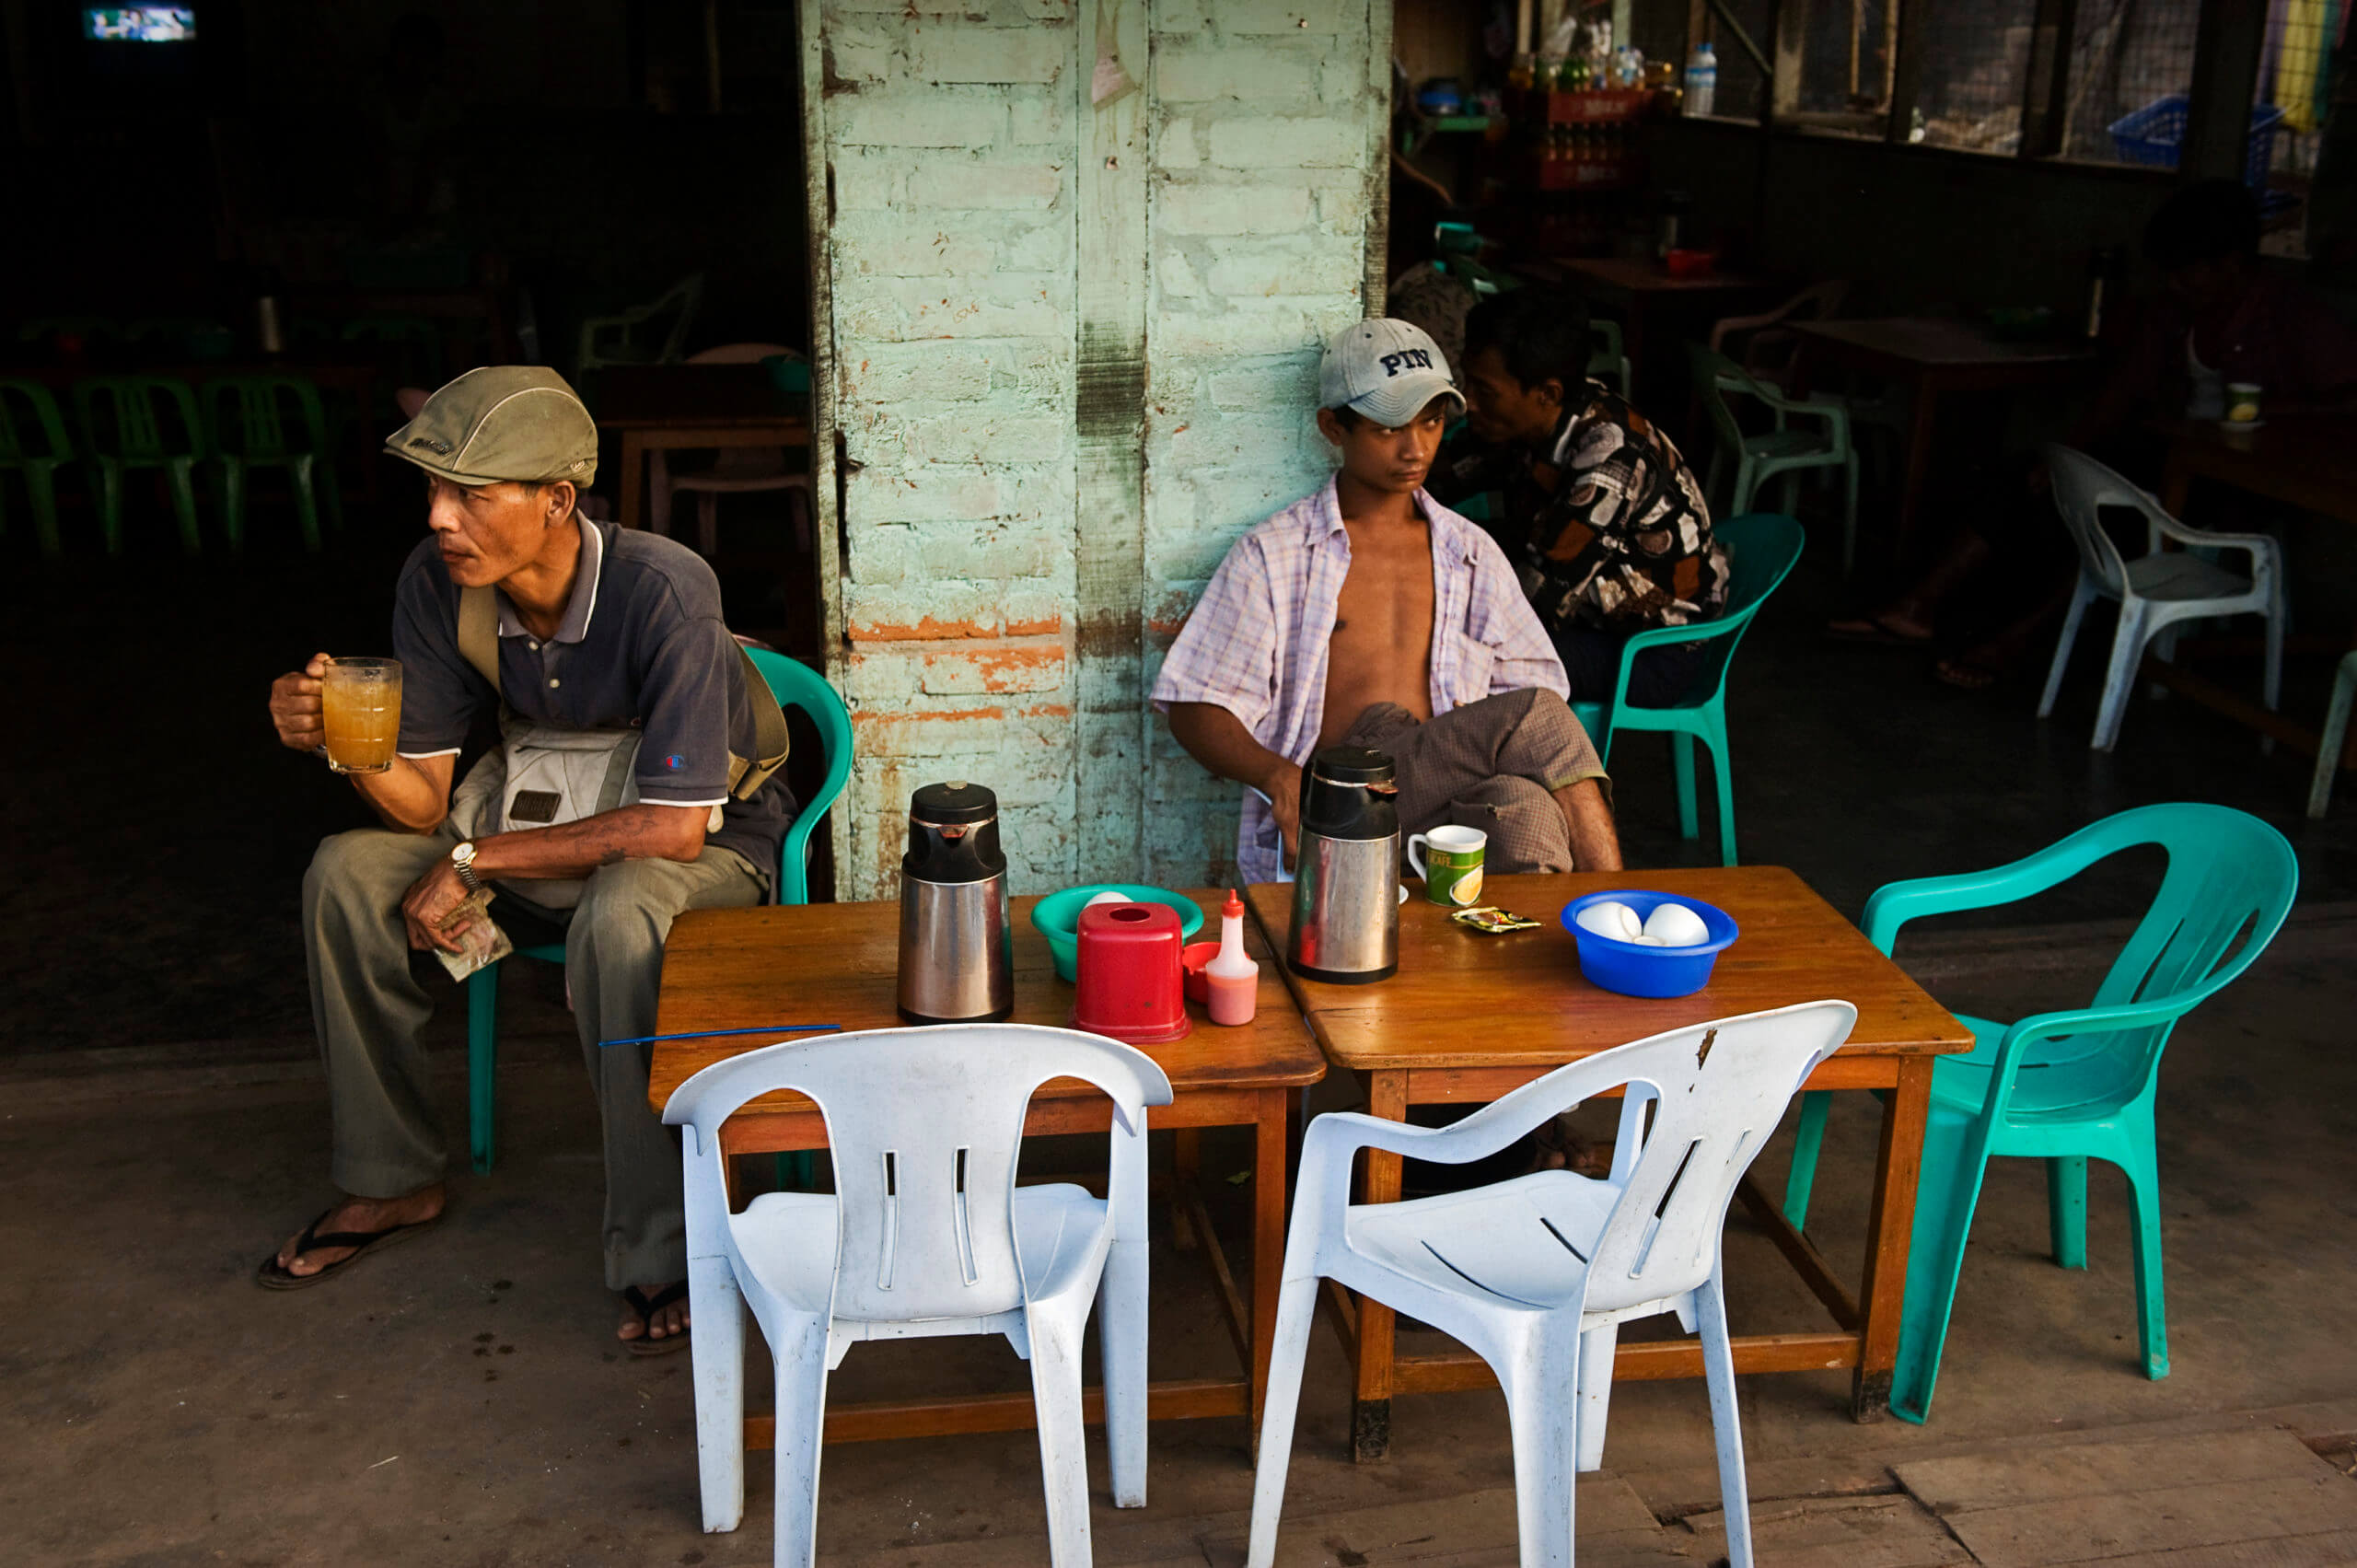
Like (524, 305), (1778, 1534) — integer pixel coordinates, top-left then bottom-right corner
(2038, 444), (2285, 753)
(1585, 319), (1633, 396)
(575, 272), (704, 377)
(2309, 651), (2357, 819)
(1247, 1001), (1856, 1568)
(648, 342), (812, 557)
(1691, 344), (1860, 576)
(663, 1025), (1175, 1568)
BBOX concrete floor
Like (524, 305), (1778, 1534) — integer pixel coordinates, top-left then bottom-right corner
(4, 912), (2351, 1564)
(6, 496), (2357, 1563)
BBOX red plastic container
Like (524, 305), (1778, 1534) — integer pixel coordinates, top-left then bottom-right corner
(1071, 902), (1192, 1044)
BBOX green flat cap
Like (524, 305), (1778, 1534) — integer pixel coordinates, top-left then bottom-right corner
(385, 366), (598, 487)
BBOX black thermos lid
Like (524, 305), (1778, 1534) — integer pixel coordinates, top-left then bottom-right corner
(1309, 747), (1394, 787)
(904, 781), (1006, 884)
(911, 780), (998, 826)
(1301, 746), (1399, 841)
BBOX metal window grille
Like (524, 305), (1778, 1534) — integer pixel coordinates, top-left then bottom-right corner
(2256, 0), (2336, 251)
(2061, 0), (2202, 164)
(1782, 0), (1899, 136)
(1909, 0), (2040, 153)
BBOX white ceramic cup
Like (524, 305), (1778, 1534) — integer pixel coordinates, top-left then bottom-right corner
(1406, 824), (1489, 905)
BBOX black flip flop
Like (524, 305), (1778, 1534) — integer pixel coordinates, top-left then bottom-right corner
(621, 1282), (693, 1357)
(255, 1206), (444, 1292)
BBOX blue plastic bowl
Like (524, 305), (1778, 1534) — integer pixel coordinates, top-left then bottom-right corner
(1561, 889), (1739, 999)
(1031, 885), (1206, 982)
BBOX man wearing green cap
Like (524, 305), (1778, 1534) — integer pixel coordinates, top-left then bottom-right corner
(258, 366), (795, 1353)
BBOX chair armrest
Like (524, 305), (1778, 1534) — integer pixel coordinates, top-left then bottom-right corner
(2151, 514), (2278, 559)
(1860, 832), (2116, 955)
(1620, 615), (1742, 656)
(1981, 997), (2194, 1109)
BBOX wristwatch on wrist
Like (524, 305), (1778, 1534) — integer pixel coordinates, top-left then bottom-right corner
(450, 842), (483, 894)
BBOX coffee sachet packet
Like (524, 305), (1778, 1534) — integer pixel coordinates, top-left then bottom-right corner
(435, 889), (515, 981)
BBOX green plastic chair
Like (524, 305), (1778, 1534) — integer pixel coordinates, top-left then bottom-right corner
(73, 376), (208, 556)
(1780, 803), (2298, 1423)
(462, 647), (854, 1174)
(1568, 512), (1803, 865)
(207, 375), (338, 552)
(1691, 344), (1860, 576)
(0, 379), (75, 560)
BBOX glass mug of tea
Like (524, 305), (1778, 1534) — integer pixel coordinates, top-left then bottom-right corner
(320, 656), (402, 774)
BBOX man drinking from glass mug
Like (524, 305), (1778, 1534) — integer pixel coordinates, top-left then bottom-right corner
(260, 366), (796, 1353)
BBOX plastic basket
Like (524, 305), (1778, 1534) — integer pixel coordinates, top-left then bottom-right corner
(2107, 94), (2287, 190)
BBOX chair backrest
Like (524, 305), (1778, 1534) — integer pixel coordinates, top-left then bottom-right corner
(1586, 319), (1628, 390)
(1707, 280), (1849, 357)
(1573, 1004), (1853, 1314)
(74, 376), (204, 461)
(2056, 804), (2294, 1092)
(2045, 443), (2160, 598)
(578, 273), (705, 373)
(741, 647), (853, 905)
(1667, 511), (1805, 707)
(0, 379), (74, 463)
(207, 375), (327, 459)
(1686, 344), (1754, 457)
(689, 343), (796, 366)
(664, 1025), (1174, 1322)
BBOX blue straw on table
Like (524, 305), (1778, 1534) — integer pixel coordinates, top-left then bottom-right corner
(600, 1024), (842, 1049)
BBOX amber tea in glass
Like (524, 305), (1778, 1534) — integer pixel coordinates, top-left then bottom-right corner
(321, 657), (401, 774)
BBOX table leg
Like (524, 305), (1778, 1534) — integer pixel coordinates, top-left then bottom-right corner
(1895, 377), (1938, 564)
(620, 434), (645, 532)
(1250, 1087), (1288, 1456)
(1854, 1056), (1933, 1421)
(1172, 1128), (1202, 1249)
(2160, 449), (2193, 518)
(1352, 1070), (1408, 1462)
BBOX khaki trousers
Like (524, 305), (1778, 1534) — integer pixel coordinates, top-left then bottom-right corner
(301, 828), (763, 1290)
(1341, 687), (1612, 873)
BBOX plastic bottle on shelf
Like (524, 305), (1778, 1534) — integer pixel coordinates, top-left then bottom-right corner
(1684, 42), (1717, 117)
(1205, 891), (1259, 1027)
(1508, 52), (1536, 91)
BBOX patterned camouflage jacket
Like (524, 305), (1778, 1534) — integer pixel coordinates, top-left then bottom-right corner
(1434, 386), (1730, 635)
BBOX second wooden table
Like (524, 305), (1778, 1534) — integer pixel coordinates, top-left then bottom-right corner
(1246, 867), (1971, 1458)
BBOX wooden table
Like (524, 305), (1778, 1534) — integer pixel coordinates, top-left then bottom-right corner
(594, 365), (810, 533)
(1244, 867), (1972, 1460)
(1550, 257), (1779, 406)
(648, 891), (1325, 1448)
(2147, 414), (2357, 771)
(1792, 318), (2097, 561)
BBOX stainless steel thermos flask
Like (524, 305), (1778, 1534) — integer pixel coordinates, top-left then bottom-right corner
(1286, 747), (1400, 984)
(896, 781), (1014, 1023)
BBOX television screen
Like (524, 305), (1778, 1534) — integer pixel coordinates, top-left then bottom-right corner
(84, 7), (195, 41)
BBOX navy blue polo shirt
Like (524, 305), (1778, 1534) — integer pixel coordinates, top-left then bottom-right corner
(390, 520), (795, 883)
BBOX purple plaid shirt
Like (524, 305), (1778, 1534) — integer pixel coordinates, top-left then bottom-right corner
(1151, 477), (1569, 885)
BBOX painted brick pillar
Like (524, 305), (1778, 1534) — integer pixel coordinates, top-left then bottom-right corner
(801, 0), (1389, 899)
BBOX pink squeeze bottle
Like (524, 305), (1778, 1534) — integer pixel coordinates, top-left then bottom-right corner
(1206, 890), (1260, 1026)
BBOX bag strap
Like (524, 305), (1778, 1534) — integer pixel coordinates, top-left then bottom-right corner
(726, 639), (793, 803)
(458, 586), (789, 804)
(458, 584), (501, 693)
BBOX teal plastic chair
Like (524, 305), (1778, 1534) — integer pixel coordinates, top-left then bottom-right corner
(1569, 512), (1803, 866)
(73, 376), (208, 556)
(207, 375), (339, 552)
(0, 379), (75, 561)
(462, 648), (853, 1174)
(1781, 804), (2298, 1423)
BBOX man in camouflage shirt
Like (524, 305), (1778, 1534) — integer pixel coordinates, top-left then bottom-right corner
(1433, 288), (1730, 704)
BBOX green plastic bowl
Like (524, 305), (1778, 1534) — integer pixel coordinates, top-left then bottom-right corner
(1032, 885), (1206, 982)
